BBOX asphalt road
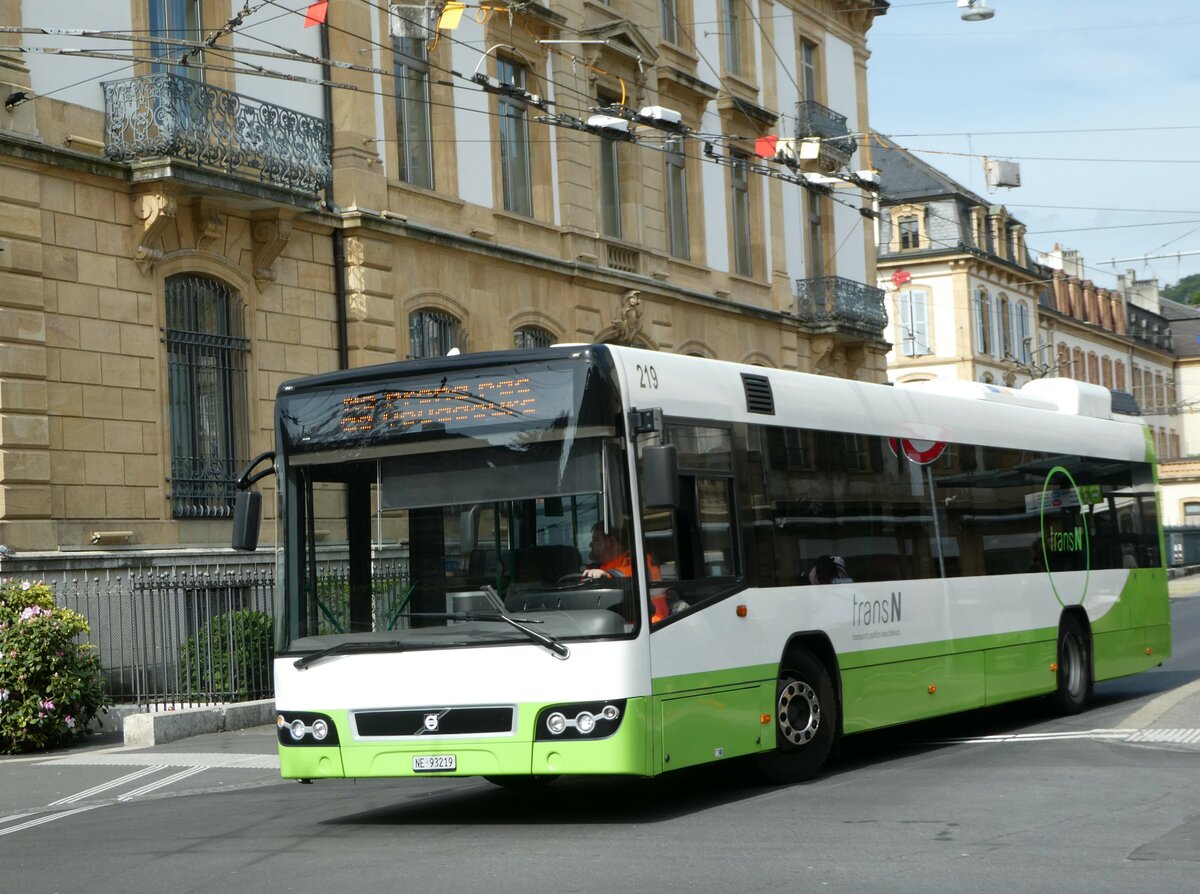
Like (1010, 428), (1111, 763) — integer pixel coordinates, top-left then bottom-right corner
(2, 592), (1198, 894)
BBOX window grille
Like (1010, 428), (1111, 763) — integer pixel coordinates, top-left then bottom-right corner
(165, 275), (249, 518)
(514, 326), (554, 349)
(409, 309), (463, 358)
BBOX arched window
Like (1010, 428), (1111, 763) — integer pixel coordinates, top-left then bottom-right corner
(514, 325), (554, 349)
(1072, 348), (1084, 381)
(998, 294), (1012, 358)
(1101, 356), (1112, 388)
(1115, 361), (1126, 392)
(409, 308), (463, 359)
(1087, 352), (1099, 385)
(165, 274), (249, 518)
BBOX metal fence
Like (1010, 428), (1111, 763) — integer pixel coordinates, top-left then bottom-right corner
(51, 567), (276, 711)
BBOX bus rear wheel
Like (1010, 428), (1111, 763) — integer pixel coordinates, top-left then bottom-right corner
(1054, 614), (1093, 715)
(754, 651), (836, 784)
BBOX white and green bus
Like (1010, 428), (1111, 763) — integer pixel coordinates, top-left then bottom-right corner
(233, 344), (1170, 784)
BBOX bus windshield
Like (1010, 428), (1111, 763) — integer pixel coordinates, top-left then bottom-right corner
(276, 356), (641, 655)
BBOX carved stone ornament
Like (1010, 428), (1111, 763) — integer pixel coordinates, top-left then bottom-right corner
(612, 289), (643, 344)
(191, 198), (224, 253)
(133, 190), (178, 274)
(251, 215), (294, 289)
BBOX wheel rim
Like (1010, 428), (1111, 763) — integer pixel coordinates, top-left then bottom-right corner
(1062, 633), (1084, 697)
(778, 678), (821, 746)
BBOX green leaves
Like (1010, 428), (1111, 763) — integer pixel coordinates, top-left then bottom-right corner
(0, 580), (109, 754)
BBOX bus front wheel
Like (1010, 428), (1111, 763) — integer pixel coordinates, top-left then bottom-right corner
(754, 651), (837, 784)
(1054, 615), (1093, 715)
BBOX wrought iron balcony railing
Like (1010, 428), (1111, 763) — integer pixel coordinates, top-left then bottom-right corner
(794, 275), (888, 334)
(796, 100), (857, 161)
(103, 73), (332, 194)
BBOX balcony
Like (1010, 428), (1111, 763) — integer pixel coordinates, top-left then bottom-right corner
(796, 100), (856, 169)
(103, 73), (331, 196)
(794, 275), (887, 336)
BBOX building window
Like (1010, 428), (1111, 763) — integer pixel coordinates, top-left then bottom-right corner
(165, 274), (248, 519)
(731, 151), (752, 276)
(497, 57), (532, 216)
(806, 189), (824, 280)
(999, 295), (1012, 359)
(1101, 356), (1113, 389)
(898, 215), (920, 250)
(149, 0), (202, 76)
(1087, 352), (1099, 385)
(800, 39), (818, 101)
(393, 35), (433, 189)
(514, 325), (554, 349)
(722, 0), (743, 74)
(409, 308), (462, 359)
(897, 289), (931, 356)
(1115, 360), (1126, 392)
(1072, 348), (1084, 381)
(661, 0), (679, 45)
(665, 137), (690, 259)
(1015, 302), (1031, 364)
(973, 288), (991, 355)
(598, 94), (622, 239)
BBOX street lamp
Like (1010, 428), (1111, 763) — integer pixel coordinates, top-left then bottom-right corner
(958, 0), (996, 21)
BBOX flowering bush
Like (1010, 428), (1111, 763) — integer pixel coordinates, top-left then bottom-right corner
(0, 580), (108, 754)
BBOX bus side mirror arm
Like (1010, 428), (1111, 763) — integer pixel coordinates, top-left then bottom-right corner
(232, 451), (276, 552)
(642, 444), (679, 509)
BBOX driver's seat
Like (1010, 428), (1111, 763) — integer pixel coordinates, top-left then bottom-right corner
(512, 545), (582, 585)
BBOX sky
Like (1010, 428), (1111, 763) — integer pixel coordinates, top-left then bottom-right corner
(865, 0), (1200, 292)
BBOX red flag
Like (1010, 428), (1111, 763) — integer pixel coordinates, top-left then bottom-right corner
(754, 135), (778, 159)
(304, 1), (328, 27)
(891, 269), (912, 287)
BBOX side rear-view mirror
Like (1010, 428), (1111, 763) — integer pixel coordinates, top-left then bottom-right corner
(642, 444), (679, 509)
(232, 490), (262, 551)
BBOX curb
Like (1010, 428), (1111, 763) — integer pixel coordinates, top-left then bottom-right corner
(122, 699), (276, 748)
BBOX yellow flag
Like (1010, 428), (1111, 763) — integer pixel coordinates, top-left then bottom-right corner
(438, 2), (465, 30)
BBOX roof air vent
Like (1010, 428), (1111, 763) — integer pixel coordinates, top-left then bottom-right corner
(741, 373), (775, 415)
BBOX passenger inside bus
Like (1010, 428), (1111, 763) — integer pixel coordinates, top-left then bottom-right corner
(808, 555), (853, 585)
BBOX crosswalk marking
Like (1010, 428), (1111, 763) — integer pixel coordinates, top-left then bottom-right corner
(0, 806), (100, 838)
(118, 766), (207, 801)
(49, 766), (167, 807)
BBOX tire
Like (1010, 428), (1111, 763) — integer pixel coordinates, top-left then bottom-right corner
(753, 650), (837, 784)
(483, 775), (559, 788)
(1054, 614), (1093, 715)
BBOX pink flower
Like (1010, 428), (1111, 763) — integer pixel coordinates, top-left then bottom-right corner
(42, 699), (55, 711)
(20, 581), (31, 591)
(65, 716), (76, 729)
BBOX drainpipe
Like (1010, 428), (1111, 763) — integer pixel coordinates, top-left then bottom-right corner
(320, 21), (350, 371)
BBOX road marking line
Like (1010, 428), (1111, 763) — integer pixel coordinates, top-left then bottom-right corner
(1121, 679), (1200, 730)
(932, 728), (1200, 746)
(48, 765), (168, 807)
(0, 806), (100, 838)
(44, 752), (279, 770)
(118, 766), (207, 801)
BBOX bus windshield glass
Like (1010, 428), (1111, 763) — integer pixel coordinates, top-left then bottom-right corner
(276, 356), (642, 655)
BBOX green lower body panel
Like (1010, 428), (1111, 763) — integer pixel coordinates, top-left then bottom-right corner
(984, 640), (1058, 704)
(279, 746), (345, 780)
(1094, 624), (1171, 682)
(658, 682), (775, 772)
(842, 652), (986, 734)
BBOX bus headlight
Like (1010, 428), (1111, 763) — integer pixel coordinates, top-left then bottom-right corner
(535, 700), (626, 740)
(276, 711), (340, 746)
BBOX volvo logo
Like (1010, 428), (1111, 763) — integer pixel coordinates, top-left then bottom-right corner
(423, 713), (440, 732)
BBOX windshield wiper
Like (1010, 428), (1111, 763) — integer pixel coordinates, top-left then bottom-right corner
(397, 611), (570, 659)
(293, 639), (408, 671)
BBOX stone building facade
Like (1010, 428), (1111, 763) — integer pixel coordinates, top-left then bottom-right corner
(0, 0), (889, 567)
